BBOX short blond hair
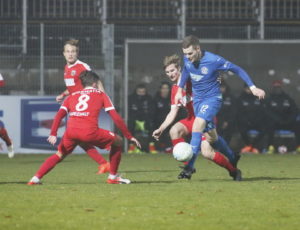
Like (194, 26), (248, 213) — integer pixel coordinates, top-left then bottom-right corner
(64, 39), (79, 52)
(163, 54), (181, 70)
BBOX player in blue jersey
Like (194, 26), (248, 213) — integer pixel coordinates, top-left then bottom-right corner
(175, 35), (265, 180)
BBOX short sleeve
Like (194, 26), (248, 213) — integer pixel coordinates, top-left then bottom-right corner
(103, 93), (115, 111)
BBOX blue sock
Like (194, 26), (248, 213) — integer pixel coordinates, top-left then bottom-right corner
(211, 135), (235, 163)
(188, 132), (202, 168)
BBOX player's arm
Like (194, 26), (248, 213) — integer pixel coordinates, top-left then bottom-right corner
(56, 89), (70, 103)
(175, 67), (189, 104)
(152, 106), (180, 141)
(48, 105), (68, 145)
(108, 110), (141, 149)
(0, 73), (4, 87)
(218, 58), (265, 100)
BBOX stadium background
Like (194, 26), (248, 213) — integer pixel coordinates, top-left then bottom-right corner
(0, 0), (300, 153)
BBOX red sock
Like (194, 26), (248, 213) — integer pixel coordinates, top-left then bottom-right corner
(81, 145), (107, 165)
(35, 154), (61, 179)
(109, 145), (122, 175)
(0, 128), (12, 146)
(172, 138), (185, 146)
(212, 152), (236, 173)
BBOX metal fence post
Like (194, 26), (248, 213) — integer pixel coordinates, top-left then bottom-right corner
(39, 23), (45, 96)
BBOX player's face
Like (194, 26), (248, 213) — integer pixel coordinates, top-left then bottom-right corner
(182, 45), (201, 63)
(63, 44), (78, 65)
(165, 64), (181, 82)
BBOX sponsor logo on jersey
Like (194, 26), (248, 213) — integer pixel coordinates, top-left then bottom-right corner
(223, 61), (229, 68)
(201, 66), (208, 74)
(64, 78), (75, 86)
(71, 70), (76, 76)
(190, 73), (204, 81)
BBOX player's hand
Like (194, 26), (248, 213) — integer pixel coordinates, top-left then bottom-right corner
(47, 135), (57, 145)
(174, 88), (183, 105)
(152, 129), (162, 141)
(251, 87), (265, 100)
(56, 94), (64, 103)
(130, 137), (141, 149)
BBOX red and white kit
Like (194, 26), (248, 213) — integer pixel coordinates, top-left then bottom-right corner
(171, 81), (195, 133)
(64, 60), (91, 93)
(51, 87), (133, 154)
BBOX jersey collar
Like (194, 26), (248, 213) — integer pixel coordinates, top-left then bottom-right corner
(67, 59), (80, 68)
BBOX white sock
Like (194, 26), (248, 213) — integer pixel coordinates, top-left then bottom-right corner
(31, 176), (40, 183)
(108, 174), (118, 180)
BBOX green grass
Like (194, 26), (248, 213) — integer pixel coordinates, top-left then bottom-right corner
(1, 153), (300, 230)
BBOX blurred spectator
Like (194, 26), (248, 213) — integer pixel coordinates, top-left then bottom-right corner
(153, 82), (172, 152)
(216, 81), (236, 145)
(128, 83), (156, 153)
(236, 84), (266, 153)
(264, 80), (300, 154)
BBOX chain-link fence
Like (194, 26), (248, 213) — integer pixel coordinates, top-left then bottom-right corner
(0, 23), (103, 95)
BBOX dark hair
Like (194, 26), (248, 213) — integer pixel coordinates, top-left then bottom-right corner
(182, 35), (200, 49)
(136, 83), (147, 89)
(79, 71), (100, 87)
(160, 81), (171, 89)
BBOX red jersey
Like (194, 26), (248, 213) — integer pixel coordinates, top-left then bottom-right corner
(171, 80), (195, 119)
(61, 87), (114, 130)
(0, 73), (4, 87)
(64, 59), (91, 93)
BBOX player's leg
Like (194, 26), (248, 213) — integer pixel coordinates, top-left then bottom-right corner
(91, 128), (130, 184)
(201, 141), (242, 181)
(205, 128), (238, 166)
(79, 143), (109, 174)
(169, 121), (189, 146)
(0, 127), (14, 158)
(178, 116), (206, 179)
(27, 135), (76, 185)
(107, 135), (131, 184)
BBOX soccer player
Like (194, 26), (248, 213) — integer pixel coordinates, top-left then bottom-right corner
(175, 35), (265, 179)
(152, 54), (241, 180)
(28, 71), (141, 185)
(56, 39), (109, 174)
(0, 73), (14, 158)
(0, 121), (14, 158)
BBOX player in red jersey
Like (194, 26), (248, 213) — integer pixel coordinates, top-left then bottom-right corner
(28, 71), (141, 185)
(56, 39), (109, 174)
(0, 73), (14, 158)
(152, 54), (241, 180)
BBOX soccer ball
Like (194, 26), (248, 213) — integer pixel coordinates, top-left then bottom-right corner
(172, 142), (193, 162)
(278, 145), (287, 154)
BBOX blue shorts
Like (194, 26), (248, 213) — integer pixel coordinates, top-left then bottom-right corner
(193, 96), (222, 123)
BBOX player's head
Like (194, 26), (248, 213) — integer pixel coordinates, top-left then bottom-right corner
(63, 39), (79, 65)
(163, 54), (181, 82)
(182, 35), (201, 63)
(80, 71), (100, 88)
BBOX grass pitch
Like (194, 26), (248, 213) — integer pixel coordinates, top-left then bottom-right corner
(1, 153), (300, 230)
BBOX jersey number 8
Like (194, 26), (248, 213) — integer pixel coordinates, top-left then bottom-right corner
(76, 94), (90, 111)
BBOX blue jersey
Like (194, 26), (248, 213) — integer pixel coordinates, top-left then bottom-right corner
(179, 51), (255, 102)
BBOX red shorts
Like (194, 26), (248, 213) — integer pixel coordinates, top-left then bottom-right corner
(179, 116), (195, 134)
(58, 128), (116, 155)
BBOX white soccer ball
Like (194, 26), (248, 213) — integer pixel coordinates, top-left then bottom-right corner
(173, 142), (193, 162)
(278, 145), (287, 154)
